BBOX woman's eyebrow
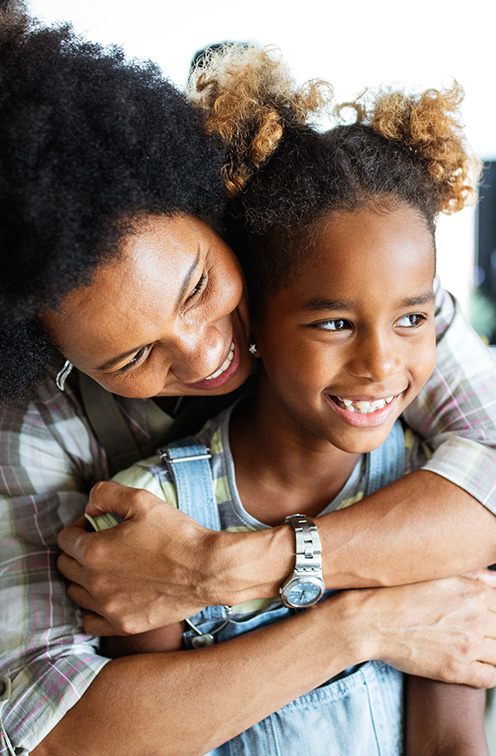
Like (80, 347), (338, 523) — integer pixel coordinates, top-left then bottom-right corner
(174, 247), (201, 310)
(96, 345), (148, 372)
(95, 249), (202, 372)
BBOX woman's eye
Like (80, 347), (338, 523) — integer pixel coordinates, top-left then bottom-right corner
(316, 319), (350, 331)
(186, 273), (207, 302)
(118, 346), (148, 374)
(396, 313), (425, 328)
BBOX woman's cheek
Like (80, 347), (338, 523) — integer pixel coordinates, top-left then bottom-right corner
(92, 369), (164, 399)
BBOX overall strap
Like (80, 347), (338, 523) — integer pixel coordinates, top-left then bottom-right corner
(364, 420), (405, 497)
(158, 438), (220, 531)
(158, 437), (225, 621)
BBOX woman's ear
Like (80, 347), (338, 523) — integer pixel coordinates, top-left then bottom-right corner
(248, 342), (259, 356)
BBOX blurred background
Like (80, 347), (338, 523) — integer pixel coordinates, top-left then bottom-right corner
(24, 0), (496, 343)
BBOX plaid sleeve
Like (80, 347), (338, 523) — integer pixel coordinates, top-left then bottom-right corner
(0, 385), (111, 755)
(404, 284), (496, 512)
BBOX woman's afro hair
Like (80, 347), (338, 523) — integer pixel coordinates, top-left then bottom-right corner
(0, 11), (226, 401)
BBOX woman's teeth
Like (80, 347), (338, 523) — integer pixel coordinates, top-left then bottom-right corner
(205, 342), (235, 381)
(334, 396), (395, 413)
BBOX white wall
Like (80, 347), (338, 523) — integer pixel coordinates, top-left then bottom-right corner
(27, 0), (496, 310)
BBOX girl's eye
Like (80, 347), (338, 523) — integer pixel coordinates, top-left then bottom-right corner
(396, 313), (426, 328)
(186, 273), (207, 303)
(315, 319), (351, 331)
(118, 346), (149, 374)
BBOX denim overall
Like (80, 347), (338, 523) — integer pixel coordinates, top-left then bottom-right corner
(161, 421), (406, 756)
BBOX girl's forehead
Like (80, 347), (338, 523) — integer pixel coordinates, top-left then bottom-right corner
(307, 205), (434, 267)
(271, 204), (436, 311)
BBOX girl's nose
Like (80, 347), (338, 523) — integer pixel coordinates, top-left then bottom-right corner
(348, 333), (399, 383)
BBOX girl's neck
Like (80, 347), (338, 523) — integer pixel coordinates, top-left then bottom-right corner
(229, 392), (360, 526)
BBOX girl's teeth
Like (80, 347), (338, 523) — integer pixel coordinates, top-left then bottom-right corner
(205, 343), (235, 380)
(334, 396), (394, 414)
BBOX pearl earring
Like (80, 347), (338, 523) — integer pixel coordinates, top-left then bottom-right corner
(248, 343), (258, 355)
(56, 360), (73, 391)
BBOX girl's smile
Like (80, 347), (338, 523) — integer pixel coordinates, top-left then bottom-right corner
(325, 393), (402, 428)
(247, 203), (437, 459)
(42, 214), (252, 398)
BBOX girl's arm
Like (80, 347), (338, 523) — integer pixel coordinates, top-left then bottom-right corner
(405, 678), (489, 756)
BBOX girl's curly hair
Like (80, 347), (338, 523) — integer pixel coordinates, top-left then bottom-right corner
(189, 44), (332, 198)
(0, 12), (225, 402)
(191, 45), (480, 309)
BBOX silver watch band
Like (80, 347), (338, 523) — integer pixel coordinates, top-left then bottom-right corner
(285, 514), (322, 573)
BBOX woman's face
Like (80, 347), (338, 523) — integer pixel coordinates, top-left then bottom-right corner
(42, 214), (252, 398)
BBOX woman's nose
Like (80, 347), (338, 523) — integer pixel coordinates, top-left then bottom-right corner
(168, 324), (226, 383)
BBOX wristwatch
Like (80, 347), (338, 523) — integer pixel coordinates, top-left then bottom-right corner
(280, 514), (325, 608)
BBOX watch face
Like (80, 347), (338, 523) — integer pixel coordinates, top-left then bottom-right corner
(285, 579), (323, 607)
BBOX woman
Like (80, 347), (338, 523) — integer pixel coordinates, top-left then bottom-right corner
(1, 15), (495, 756)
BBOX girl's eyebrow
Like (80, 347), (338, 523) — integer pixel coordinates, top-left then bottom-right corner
(302, 298), (354, 312)
(302, 290), (435, 313)
(399, 291), (435, 307)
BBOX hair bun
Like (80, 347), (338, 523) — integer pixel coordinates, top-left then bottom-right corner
(189, 45), (332, 196)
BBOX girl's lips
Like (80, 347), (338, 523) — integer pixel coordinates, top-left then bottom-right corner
(325, 393), (402, 428)
(186, 334), (243, 391)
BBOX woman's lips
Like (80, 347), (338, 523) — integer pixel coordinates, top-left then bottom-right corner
(204, 341), (235, 382)
(186, 336), (242, 391)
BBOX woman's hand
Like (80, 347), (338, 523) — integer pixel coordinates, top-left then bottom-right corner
(57, 481), (287, 634)
(351, 571), (496, 688)
(57, 481), (221, 633)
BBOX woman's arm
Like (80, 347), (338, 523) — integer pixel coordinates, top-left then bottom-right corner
(58, 286), (496, 633)
(30, 577), (496, 756)
(58, 471), (496, 634)
(3, 393), (496, 756)
(405, 678), (489, 756)
(0, 386), (113, 755)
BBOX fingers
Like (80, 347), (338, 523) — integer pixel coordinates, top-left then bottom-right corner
(86, 480), (150, 519)
(65, 580), (102, 613)
(81, 610), (126, 637)
(57, 520), (92, 560)
(464, 568), (496, 589)
(66, 577), (134, 635)
(480, 636), (496, 665)
(467, 661), (496, 690)
(57, 551), (85, 581)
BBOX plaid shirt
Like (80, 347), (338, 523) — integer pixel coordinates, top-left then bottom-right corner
(1, 286), (495, 755)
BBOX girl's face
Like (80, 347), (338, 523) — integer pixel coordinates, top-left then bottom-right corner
(42, 214), (252, 398)
(253, 204), (437, 455)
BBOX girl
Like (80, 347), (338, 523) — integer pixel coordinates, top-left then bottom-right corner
(0, 16), (495, 756)
(89, 46), (493, 754)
